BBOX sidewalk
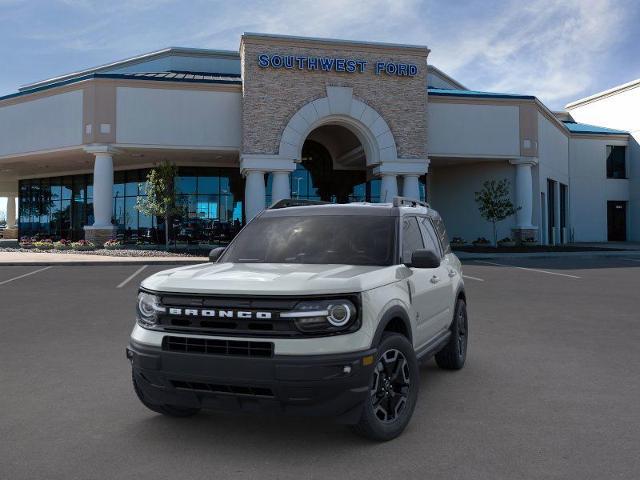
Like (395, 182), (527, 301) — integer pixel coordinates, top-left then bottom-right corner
(0, 251), (207, 266)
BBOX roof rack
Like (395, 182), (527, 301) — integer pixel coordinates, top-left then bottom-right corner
(392, 196), (430, 209)
(269, 199), (331, 209)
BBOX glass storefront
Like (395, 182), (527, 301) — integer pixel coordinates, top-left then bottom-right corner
(19, 166), (244, 245)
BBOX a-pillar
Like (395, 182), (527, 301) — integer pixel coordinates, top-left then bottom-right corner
(509, 157), (539, 242)
(83, 145), (117, 245)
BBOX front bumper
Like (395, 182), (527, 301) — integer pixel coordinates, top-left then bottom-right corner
(127, 339), (376, 424)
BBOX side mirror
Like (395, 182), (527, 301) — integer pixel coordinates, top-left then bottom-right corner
(208, 247), (225, 263)
(407, 249), (441, 269)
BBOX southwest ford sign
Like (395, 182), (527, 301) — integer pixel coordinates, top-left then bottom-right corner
(257, 54), (418, 77)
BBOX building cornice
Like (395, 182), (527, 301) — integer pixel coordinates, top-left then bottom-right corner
(241, 32), (430, 57)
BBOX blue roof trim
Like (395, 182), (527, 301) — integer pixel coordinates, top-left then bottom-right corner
(562, 121), (628, 135)
(428, 87), (535, 100)
(0, 72), (242, 102)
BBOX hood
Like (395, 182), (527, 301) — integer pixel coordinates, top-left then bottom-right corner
(140, 262), (403, 295)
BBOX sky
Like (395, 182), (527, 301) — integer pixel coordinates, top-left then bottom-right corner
(1, 0), (640, 214)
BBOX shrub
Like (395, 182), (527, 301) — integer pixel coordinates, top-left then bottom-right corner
(103, 239), (123, 250)
(33, 239), (54, 250)
(472, 237), (491, 246)
(19, 236), (34, 249)
(54, 239), (73, 250)
(71, 240), (96, 251)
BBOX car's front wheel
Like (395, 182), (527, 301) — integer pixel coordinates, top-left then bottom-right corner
(352, 333), (419, 441)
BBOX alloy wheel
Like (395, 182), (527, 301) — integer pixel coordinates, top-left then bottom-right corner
(370, 348), (411, 423)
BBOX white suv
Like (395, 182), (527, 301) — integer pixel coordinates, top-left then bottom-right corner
(127, 198), (468, 441)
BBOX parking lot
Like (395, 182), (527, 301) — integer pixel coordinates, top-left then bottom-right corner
(1, 256), (639, 480)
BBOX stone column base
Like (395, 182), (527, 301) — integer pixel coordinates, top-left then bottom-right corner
(1, 227), (18, 239)
(511, 227), (538, 243)
(84, 226), (117, 246)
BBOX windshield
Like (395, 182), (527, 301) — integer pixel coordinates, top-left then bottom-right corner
(220, 215), (397, 266)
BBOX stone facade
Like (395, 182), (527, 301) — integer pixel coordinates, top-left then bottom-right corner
(240, 34), (429, 161)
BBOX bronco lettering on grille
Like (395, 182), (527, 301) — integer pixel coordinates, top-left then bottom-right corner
(167, 308), (273, 319)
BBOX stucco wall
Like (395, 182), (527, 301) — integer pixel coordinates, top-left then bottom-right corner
(115, 87), (242, 148)
(569, 137), (630, 241)
(568, 87), (639, 241)
(240, 36), (428, 159)
(427, 102), (520, 157)
(0, 90), (83, 156)
(429, 161), (517, 242)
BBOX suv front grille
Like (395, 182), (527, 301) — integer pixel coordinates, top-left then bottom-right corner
(171, 380), (274, 397)
(162, 336), (274, 358)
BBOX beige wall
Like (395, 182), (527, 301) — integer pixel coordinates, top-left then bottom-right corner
(115, 86), (242, 148)
(0, 90), (83, 157)
(240, 35), (429, 159)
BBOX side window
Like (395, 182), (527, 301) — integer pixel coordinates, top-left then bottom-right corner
(432, 215), (452, 254)
(401, 217), (424, 263)
(418, 217), (442, 257)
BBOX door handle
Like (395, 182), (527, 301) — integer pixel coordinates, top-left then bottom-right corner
(430, 275), (440, 284)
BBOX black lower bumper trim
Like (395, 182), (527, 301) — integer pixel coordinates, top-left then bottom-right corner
(127, 339), (376, 423)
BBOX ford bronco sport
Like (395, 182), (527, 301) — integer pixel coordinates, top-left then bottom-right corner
(127, 197), (468, 441)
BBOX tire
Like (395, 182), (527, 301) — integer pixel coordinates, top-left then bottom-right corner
(435, 298), (468, 370)
(351, 333), (419, 441)
(132, 371), (200, 418)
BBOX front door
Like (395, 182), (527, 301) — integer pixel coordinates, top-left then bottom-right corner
(607, 201), (627, 241)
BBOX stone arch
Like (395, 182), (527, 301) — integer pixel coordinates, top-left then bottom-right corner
(278, 86), (398, 166)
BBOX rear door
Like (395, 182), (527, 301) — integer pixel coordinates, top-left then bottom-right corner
(417, 216), (453, 332)
(401, 216), (448, 347)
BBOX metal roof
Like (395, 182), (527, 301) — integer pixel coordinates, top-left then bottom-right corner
(428, 87), (535, 100)
(562, 121), (628, 135)
(0, 71), (242, 103)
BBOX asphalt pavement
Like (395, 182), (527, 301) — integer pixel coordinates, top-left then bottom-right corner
(0, 257), (639, 479)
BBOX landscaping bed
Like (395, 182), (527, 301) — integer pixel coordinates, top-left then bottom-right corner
(0, 247), (203, 257)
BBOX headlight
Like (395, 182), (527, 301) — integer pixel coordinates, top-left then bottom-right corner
(136, 292), (164, 327)
(282, 299), (358, 333)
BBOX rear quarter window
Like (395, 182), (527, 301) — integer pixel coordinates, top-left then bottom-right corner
(432, 215), (452, 254)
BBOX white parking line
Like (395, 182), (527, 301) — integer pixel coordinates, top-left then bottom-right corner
(474, 260), (581, 279)
(0, 266), (52, 286)
(462, 274), (484, 282)
(116, 265), (148, 289)
(624, 258), (640, 263)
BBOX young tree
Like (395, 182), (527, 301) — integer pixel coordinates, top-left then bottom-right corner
(136, 161), (182, 250)
(474, 179), (519, 246)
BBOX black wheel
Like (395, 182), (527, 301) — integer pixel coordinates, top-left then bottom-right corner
(352, 333), (419, 441)
(132, 371), (200, 418)
(435, 298), (468, 370)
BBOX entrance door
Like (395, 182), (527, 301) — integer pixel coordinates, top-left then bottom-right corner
(607, 201), (627, 241)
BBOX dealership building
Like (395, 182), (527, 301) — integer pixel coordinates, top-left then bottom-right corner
(0, 33), (637, 245)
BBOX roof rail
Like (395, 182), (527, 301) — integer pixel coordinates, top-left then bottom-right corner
(269, 199), (331, 209)
(392, 196), (430, 209)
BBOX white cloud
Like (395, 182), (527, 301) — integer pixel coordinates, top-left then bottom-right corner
(427, 0), (628, 107)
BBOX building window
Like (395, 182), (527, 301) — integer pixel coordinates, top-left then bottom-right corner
(606, 146), (626, 179)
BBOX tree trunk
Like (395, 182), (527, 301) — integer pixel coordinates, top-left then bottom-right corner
(492, 221), (497, 247)
(164, 214), (169, 251)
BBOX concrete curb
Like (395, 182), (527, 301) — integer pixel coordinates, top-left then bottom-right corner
(0, 259), (207, 266)
(457, 251), (640, 261)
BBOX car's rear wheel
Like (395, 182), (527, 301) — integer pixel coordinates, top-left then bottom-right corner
(351, 333), (419, 441)
(132, 371), (200, 417)
(435, 298), (468, 370)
